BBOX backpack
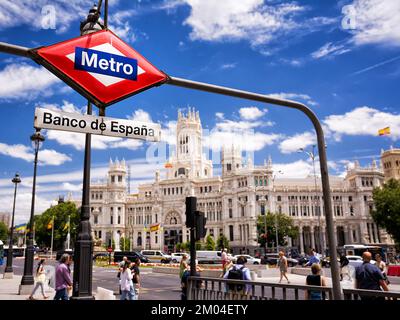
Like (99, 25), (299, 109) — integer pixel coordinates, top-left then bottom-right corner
(227, 266), (245, 291)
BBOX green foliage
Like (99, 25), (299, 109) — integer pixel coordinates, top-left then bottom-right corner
(120, 237), (130, 251)
(0, 221), (7, 241)
(195, 241), (202, 250)
(205, 235), (215, 250)
(216, 234), (229, 250)
(34, 202), (80, 250)
(372, 179), (400, 245)
(257, 212), (298, 248)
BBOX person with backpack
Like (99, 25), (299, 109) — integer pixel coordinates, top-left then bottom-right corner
(223, 256), (251, 294)
(28, 259), (49, 300)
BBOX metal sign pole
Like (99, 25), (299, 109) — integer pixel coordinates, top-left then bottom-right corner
(165, 76), (342, 300)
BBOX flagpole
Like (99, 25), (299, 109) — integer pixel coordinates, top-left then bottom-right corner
(50, 216), (54, 259)
(67, 215), (71, 251)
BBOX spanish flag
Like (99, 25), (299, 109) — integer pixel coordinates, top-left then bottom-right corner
(150, 223), (160, 232)
(63, 221), (69, 231)
(47, 219), (53, 230)
(378, 127), (391, 136)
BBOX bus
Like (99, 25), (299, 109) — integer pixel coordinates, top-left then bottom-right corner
(343, 244), (384, 260)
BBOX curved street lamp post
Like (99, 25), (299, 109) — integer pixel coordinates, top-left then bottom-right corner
(19, 130), (45, 293)
(3, 173), (21, 279)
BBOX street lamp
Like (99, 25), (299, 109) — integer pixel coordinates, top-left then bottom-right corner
(19, 129), (45, 293)
(272, 171), (283, 254)
(3, 173), (21, 279)
(298, 145), (323, 255)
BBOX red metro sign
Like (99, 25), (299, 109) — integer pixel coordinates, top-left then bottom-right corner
(32, 30), (167, 107)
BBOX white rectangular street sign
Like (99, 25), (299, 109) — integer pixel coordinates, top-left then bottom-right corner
(34, 107), (161, 142)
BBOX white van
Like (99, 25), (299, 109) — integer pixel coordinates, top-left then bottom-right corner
(196, 251), (223, 264)
(140, 250), (172, 263)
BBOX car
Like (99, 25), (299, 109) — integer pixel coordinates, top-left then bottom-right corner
(140, 250), (171, 263)
(232, 254), (261, 265)
(113, 251), (150, 263)
(261, 253), (298, 267)
(171, 252), (190, 263)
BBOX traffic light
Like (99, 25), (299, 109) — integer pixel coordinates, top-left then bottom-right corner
(195, 210), (207, 241)
(185, 196), (197, 228)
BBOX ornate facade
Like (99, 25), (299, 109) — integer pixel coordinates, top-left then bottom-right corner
(85, 109), (393, 254)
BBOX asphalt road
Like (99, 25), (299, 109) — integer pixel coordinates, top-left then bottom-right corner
(0, 257), (182, 300)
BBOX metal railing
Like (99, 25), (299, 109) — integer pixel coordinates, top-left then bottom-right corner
(343, 288), (400, 300)
(187, 276), (400, 301)
(186, 276), (333, 300)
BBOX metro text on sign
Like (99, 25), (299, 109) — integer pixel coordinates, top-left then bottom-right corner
(34, 108), (161, 142)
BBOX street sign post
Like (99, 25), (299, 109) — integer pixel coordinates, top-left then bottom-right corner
(31, 30), (168, 108)
(34, 108), (161, 142)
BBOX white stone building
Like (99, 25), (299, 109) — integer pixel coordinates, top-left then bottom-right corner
(86, 109), (393, 254)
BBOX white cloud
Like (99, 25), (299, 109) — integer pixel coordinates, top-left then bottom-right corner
(239, 106), (267, 120)
(278, 131), (316, 154)
(204, 129), (281, 152)
(267, 92), (318, 106)
(323, 106), (400, 140)
(0, 142), (71, 166)
(220, 63), (237, 70)
(0, 0), (92, 33)
(109, 10), (137, 42)
(0, 63), (60, 100)
(128, 109), (153, 123)
(174, 0), (305, 46)
(311, 42), (351, 59)
(272, 160), (313, 178)
(347, 0), (400, 47)
(215, 112), (224, 120)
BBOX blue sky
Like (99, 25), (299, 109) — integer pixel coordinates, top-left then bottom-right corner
(0, 0), (399, 224)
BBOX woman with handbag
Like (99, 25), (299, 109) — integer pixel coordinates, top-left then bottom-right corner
(28, 259), (49, 300)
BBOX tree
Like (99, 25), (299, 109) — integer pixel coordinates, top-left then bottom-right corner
(0, 221), (7, 241)
(34, 202), (80, 250)
(205, 235), (215, 250)
(120, 237), (130, 251)
(257, 212), (298, 248)
(216, 234), (229, 250)
(372, 179), (400, 245)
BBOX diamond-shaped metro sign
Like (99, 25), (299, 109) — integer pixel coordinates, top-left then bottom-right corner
(32, 30), (167, 107)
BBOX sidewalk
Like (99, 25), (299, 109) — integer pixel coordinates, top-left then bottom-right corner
(0, 275), (55, 300)
(255, 268), (400, 292)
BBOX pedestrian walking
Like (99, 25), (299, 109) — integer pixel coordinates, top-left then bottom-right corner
(53, 254), (72, 300)
(131, 258), (141, 300)
(28, 259), (49, 300)
(120, 260), (134, 300)
(305, 263), (327, 300)
(221, 248), (229, 274)
(224, 256), (251, 295)
(278, 251), (290, 283)
(375, 253), (389, 285)
(355, 252), (389, 300)
(339, 254), (351, 281)
(179, 254), (189, 280)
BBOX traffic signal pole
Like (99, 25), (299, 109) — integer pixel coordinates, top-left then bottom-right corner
(0, 34), (341, 301)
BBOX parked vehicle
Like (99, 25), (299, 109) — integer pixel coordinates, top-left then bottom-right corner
(92, 252), (110, 261)
(171, 252), (190, 263)
(232, 254), (261, 265)
(261, 253), (298, 267)
(113, 251), (149, 263)
(196, 250), (223, 264)
(140, 250), (171, 263)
